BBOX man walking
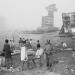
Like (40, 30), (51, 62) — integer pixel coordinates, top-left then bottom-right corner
(44, 40), (53, 69)
(3, 39), (12, 69)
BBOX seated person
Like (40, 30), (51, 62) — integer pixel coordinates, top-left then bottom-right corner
(36, 40), (42, 58)
(61, 42), (67, 50)
(35, 48), (44, 58)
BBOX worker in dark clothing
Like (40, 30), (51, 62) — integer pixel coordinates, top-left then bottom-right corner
(37, 40), (40, 49)
(36, 40), (43, 66)
(19, 38), (23, 47)
(3, 39), (12, 69)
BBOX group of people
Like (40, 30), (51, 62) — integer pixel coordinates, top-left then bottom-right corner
(19, 38), (33, 49)
(19, 38), (43, 70)
(19, 38), (54, 70)
(1, 37), (68, 71)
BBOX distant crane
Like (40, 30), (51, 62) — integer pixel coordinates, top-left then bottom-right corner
(59, 12), (75, 36)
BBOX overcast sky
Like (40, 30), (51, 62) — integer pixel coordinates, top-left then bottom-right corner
(0, 0), (75, 31)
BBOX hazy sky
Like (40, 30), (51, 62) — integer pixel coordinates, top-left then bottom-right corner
(0, 0), (75, 31)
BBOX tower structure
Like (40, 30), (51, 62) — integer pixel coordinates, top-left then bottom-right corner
(42, 4), (57, 27)
(37, 4), (58, 33)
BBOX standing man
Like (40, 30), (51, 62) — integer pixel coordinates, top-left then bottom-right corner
(19, 38), (23, 47)
(44, 40), (53, 69)
(3, 39), (12, 69)
(20, 43), (28, 71)
(10, 40), (15, 52)
(36, 40), (43, 66)
(37, 40), (40, 49)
